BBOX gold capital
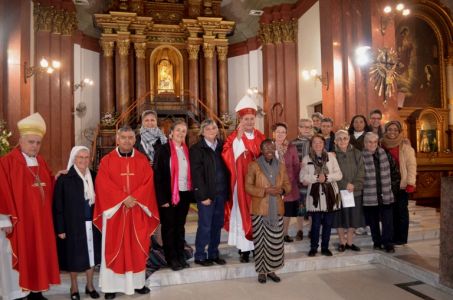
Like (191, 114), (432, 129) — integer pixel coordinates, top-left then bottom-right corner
(203, 43), (215, 58)
(134, 42), (147, 59)
(51, 9), (64, 34)
(100, 40), (115, 57)
(117, 39), (130, 56)
(259, 23), (273, 44)
(281, 20), (297, 43)
(61, 11), (78, 35)
(216, 45), (228, 61)
(271, 21), (282, 43)
(188, 44), (200, 60)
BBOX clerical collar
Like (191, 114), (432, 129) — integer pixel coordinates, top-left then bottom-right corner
(21, 151), (38, 167)
(116, 147), (134, 157)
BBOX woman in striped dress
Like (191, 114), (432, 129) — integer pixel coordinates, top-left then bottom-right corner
(245, 139), (291, 284)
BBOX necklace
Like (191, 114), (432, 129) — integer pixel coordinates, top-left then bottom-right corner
(28, 166), (46, 202)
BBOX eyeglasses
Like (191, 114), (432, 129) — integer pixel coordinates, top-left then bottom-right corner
(336, 137), (349, 141)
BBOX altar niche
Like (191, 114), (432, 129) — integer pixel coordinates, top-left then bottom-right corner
(150, 45), (183, 100)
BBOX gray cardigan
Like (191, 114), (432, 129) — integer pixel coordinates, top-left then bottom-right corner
(334, 145), (365, 197)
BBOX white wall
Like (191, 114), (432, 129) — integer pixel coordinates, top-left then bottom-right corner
(227, 48), (264, 131)
(297, 1), (322, 118)
(73, 44), (100, 147)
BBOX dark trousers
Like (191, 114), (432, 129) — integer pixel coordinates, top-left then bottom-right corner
(194, 195), (225, 261)
(393, 190), (409, 244)
(158, 191), (192, 266)
(363, 204), (393, 247)
(310, 212), (334, 250)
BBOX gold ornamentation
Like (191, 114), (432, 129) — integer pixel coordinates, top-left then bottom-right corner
(134, 42), (147, 59)
(51, 9), (65, 34)
(216, 45), (228, 61)
(187, 44), (200, 60)
(61, 11), (78, 35)
(203, 43), (215, 58)
(271, 21), (282, 43)
(281, 20), (297, 43)
(117, 39), (130, 56)
(369, 48), (403, 103)
(259, 23), (273, 44)
(100, 40), (115, 57)
(35, 5), (55, 31)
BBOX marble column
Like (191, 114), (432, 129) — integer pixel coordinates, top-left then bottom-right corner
(446, 57), (453, 126)
(134, 41), (147, 117)
(260, 22), (276, 136)
(100, 39), (115, 115)
(203, 42), (216, 118)
(440, 177), (453, 289)
(116, 38), (131, 115)
(188, 44), (200, 110)
(217, 45), (228, 117)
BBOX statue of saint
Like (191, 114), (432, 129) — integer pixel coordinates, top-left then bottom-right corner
(420, 131), (431, 152)
(158, 59), (174, 93)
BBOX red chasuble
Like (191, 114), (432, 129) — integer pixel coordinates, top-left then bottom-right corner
(0, 147), (60, 291)
(222, 129), (265, 240)
(94, 149), (159, 274)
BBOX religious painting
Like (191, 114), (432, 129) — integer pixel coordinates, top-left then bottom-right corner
(157, 59), (174, 94)
(396, 18), (441, 108)
(418, 112), (439, 153)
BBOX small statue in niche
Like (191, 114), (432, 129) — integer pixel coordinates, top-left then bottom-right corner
(420, 131), (431, 152)
(158, 59), (174, 93)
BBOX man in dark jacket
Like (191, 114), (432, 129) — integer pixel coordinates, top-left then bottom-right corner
(190, 119), (229, 266)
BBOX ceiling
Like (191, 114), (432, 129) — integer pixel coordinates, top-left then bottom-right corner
(73, 0), (299, 44)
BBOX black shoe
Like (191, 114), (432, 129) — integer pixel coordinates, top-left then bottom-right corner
(104, 293), (116, 300)
(337, 244), (346, 252)
(210, 257), (226, 265)
(321, 249), (333, 256)
(295, 230), (304, 241)
(181, 261), (190, 268)
(284, 235), (294, 243)
(267, 272), (281, 283)
(85, 287), (100, 299)
(135, 286), (150, 294)
(28, 293), (47, 300)
(258, 273), (267, 284)
(373, 243), (384, 250)
(239, 251), (250, 263)
(195, 259), (214, 266)
(70, 292), (80, 300)
(385, 246), (395, 253)
(308, 249), (317, 257)
(170, 260), (183, 271)
(345, 244), (361, 251)
(393, 241), (406, 246)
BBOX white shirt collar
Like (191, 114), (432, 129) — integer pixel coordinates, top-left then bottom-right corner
(204, 138), (217, 151)
(244, 130), (255, 139)
(21, 152), (38, 167)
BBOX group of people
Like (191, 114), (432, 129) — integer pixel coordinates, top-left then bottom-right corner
(0, 97), (416, 299)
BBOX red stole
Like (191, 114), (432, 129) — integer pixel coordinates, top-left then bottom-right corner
(0, 147), (60, 291)
(222, 129), (265, 240)
(93, 149), (160, 274)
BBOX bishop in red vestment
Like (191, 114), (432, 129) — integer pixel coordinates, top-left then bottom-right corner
(222, 95), (265, 261)
(94, 126), (159, 299)
(0, 113), (60, 300)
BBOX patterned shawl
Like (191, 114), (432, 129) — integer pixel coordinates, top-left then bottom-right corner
(362, 147), (394, 206)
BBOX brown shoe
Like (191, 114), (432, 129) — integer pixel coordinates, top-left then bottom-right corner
(295, 230), (304, 241)
(267, 272), (281, 282)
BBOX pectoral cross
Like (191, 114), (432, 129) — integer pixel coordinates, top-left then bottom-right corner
(32, 175), (46, 202)
(120, 163), (135, 194)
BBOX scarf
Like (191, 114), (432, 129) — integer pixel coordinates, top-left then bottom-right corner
(169, 140), (192, 206)
(67, 146), (95, 206)
(140, 127), (167, 161)
(275, 140), (288, 162)
(362, 148), (394, 206)
(308, 149), (329, 175)
(381, 132), (403, 149)
(256, 156), (280, 228)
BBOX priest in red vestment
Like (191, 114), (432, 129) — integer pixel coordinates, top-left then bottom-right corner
(94, 125), (159, 300)
(0, 113), (60, 300)
(222, 95), (265, 263)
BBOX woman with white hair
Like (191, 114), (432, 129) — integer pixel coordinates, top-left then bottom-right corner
(53, 146), (101, 300)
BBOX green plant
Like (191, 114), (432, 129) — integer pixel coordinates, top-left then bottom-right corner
(0, 120), (12, 156)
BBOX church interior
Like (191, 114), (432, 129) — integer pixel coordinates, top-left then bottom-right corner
(1, 0), (453, 299)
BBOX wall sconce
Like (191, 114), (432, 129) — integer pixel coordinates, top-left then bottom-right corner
(380, 3), (410, 35)
(74, 78), (94, 92)
(24, 58), (61, 83)
(302, 69), (329, 90)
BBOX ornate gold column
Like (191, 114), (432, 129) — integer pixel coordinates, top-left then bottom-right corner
(203, 42), (216, 118)
(100, 39), (115, 115)
(217, 45), (228, 117)
(134, 41), (147, 114)
(116, 38), (131, 115)
(188, 44), (200, 108)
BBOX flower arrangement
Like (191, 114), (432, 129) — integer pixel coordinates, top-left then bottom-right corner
(0, 120), (12, 156)
(100, 112), (119, 128)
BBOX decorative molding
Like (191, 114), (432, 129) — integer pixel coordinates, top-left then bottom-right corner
(134, 42), (147, 59)
(51, 9), (64, 34)
(100, 40), (115, 57)
(216, 45), (228, 61)
(61, 11), (78, 36)
(203, 43), (215, 58)
(187, 44), (200, 60)
(259, 23), (273, 44)
(117, 39), (130, 56)
(271, 21), (282, 43)
(281, 19), (297, 42)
